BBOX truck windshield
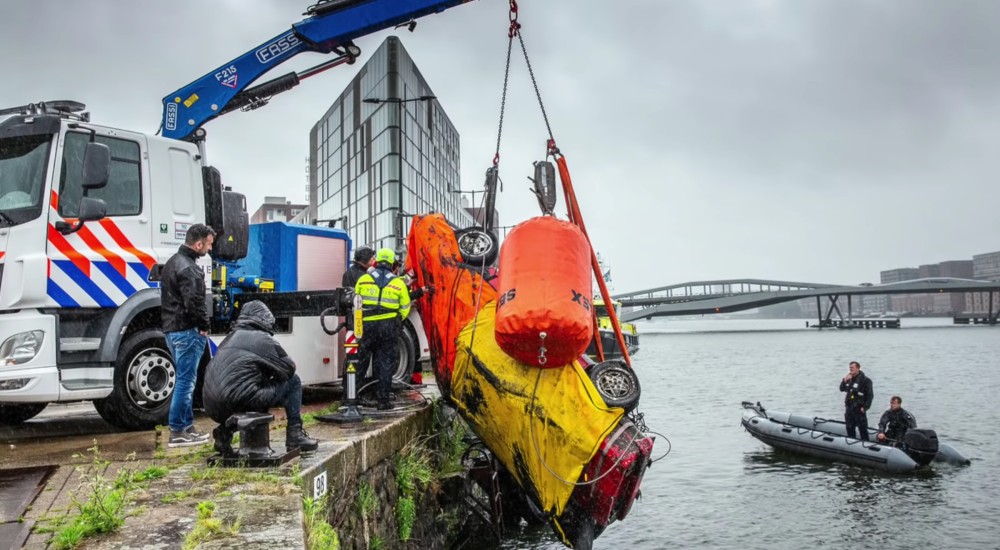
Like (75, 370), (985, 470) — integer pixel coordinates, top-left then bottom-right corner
(0, 134), (51, 226)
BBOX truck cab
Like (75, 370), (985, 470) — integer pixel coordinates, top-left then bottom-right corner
(0, 101), (221, 427)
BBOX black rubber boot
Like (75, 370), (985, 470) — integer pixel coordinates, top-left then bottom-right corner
(286, 424), (319, 452)
(213, 425), (235, 456)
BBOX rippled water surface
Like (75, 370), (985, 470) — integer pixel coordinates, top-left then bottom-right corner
(501, 318), (1000, 549)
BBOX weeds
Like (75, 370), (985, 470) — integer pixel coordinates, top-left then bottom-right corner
(393, 439), (436, 541)
(50, 445), (134, 549)
(302, 402), (341, 426)
(356, 481), (376, 518)
(161, 490), (194, 504)
(434, 402), (471, 475)
(395, 441), (435, 497)
(181, 500), (240, 550)
(395, 496), (416, 541)
(303, 495), (340, 550)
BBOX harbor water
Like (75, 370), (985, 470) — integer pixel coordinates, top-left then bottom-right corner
(501, 318), (1000, 549)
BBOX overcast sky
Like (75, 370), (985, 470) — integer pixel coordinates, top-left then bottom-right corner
(3, 0), (998, 292)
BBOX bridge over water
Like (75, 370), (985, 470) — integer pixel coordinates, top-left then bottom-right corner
(611, 278), (1000, 323)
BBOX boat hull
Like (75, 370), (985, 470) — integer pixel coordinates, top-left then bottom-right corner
(586, 328), (639, 360)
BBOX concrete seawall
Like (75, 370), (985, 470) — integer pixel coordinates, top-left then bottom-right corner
(3, 387), (472, 549)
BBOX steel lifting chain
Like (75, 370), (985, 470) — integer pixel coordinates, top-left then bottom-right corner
(492, 0), (558, 169)
(492, 0), (519, 168)
(516, 30), (556, 152)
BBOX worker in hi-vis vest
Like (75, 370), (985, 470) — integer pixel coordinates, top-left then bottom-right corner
(354, 248), (411, 410)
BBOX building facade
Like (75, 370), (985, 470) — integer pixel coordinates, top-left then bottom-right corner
(937, 260), (974, 314)
(309, 36), (473, 255)
(967, 250), (1000, 314)
(879, 267), (918, 313)
(250, 196), (308, 225)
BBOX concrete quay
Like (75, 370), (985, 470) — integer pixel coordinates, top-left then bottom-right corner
(1, 385), (443, 549)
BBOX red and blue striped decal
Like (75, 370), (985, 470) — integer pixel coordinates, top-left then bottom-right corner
(46, 191), (158, 308)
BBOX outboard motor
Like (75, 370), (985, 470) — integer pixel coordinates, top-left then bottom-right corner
(902, 429), (939, 467)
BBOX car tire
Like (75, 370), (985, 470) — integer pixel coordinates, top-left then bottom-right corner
(95, 329), (180, 430)
(0, 403), (47, 426)
(393, 324), (419, 386)
(588, 360), (641, 412)
(455, 226), (499, 266)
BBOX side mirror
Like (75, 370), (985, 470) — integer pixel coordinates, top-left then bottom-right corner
(78, 197), (106, 221)
(54, 197), (106, 234)
(82, 142), (111, 190)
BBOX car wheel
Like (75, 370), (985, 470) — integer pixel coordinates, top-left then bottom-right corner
(0, 403), (47, 425)
(393, 325), (419, 386)
(588, 360), (641, 412)
(95, 329), (180, 430)
(455, 226), (499, 266)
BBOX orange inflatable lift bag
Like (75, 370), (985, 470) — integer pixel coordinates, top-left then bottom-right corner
(495, 216), (593, 367)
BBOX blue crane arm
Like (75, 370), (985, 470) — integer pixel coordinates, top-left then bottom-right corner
(161, 0), (473, 140)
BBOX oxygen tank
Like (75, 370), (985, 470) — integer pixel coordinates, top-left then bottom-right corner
(495, 216), (593, 367)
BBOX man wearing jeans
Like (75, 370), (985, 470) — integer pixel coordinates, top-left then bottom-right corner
(161, 223), (215, 447)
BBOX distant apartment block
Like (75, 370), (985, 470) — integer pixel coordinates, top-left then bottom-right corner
(874, 261), (975, 315)
(880, 267), (920, 313)
(967, 250), (1000, 313)
(973, 251), (1000, 280)
(250, 196), (307, 225)
(880, 268), (919, 284)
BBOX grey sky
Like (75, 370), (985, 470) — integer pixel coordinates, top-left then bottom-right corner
(2, 1), (998, 292)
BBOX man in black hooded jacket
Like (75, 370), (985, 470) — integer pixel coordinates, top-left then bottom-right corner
(202, 301), (318, 455)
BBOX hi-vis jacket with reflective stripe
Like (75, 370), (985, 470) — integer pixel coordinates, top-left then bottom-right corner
(354, 267), (411, 322)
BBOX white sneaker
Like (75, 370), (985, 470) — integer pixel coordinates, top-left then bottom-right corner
(168, 429), (210, 448)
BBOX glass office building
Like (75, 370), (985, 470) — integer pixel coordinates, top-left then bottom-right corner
(310, 36), (473, 255)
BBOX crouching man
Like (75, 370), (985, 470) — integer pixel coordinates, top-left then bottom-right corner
(202, 301), (319, 455)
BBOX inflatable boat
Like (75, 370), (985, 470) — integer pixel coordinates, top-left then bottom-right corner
(405, 213), (653, 549)
(741, 401), (970, 473)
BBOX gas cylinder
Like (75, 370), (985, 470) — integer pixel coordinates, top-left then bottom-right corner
(494, 216), (593, 367)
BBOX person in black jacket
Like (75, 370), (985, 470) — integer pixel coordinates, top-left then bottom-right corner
(202, 301), (318, 455)
(341, 246), (375, 384)
(342, 246), (375, 288)
(161, 223), (215, 448)
(876, 395), (917, 445)
(839, 360), (874, 441)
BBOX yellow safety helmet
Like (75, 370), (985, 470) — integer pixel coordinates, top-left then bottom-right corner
(376, 248), (395, 264)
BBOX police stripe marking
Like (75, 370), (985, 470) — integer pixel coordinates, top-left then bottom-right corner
(98, 219), (157, 269)
(47, 224), (91, 277)
(51, 260), (115, 307)
(46, 278), (80, 308)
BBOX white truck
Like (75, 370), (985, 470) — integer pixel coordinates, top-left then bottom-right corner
(0, 100), (430, 430)
(0, 0), (473, 429)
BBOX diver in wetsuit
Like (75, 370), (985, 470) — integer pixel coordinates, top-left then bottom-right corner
(876, 395), (917, 446)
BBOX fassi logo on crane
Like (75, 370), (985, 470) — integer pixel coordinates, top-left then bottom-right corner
(256, 32), (301, 64)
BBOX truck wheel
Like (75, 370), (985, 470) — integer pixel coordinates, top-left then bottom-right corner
(0, 403), (47, 425)
(95, 329), (176, 430)
(393, 325), (418, 386)
(588, 360), (641, 412)
(455, 227), (498, 266)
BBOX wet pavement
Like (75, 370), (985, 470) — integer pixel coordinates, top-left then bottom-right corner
(0, 467), (53, 550)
